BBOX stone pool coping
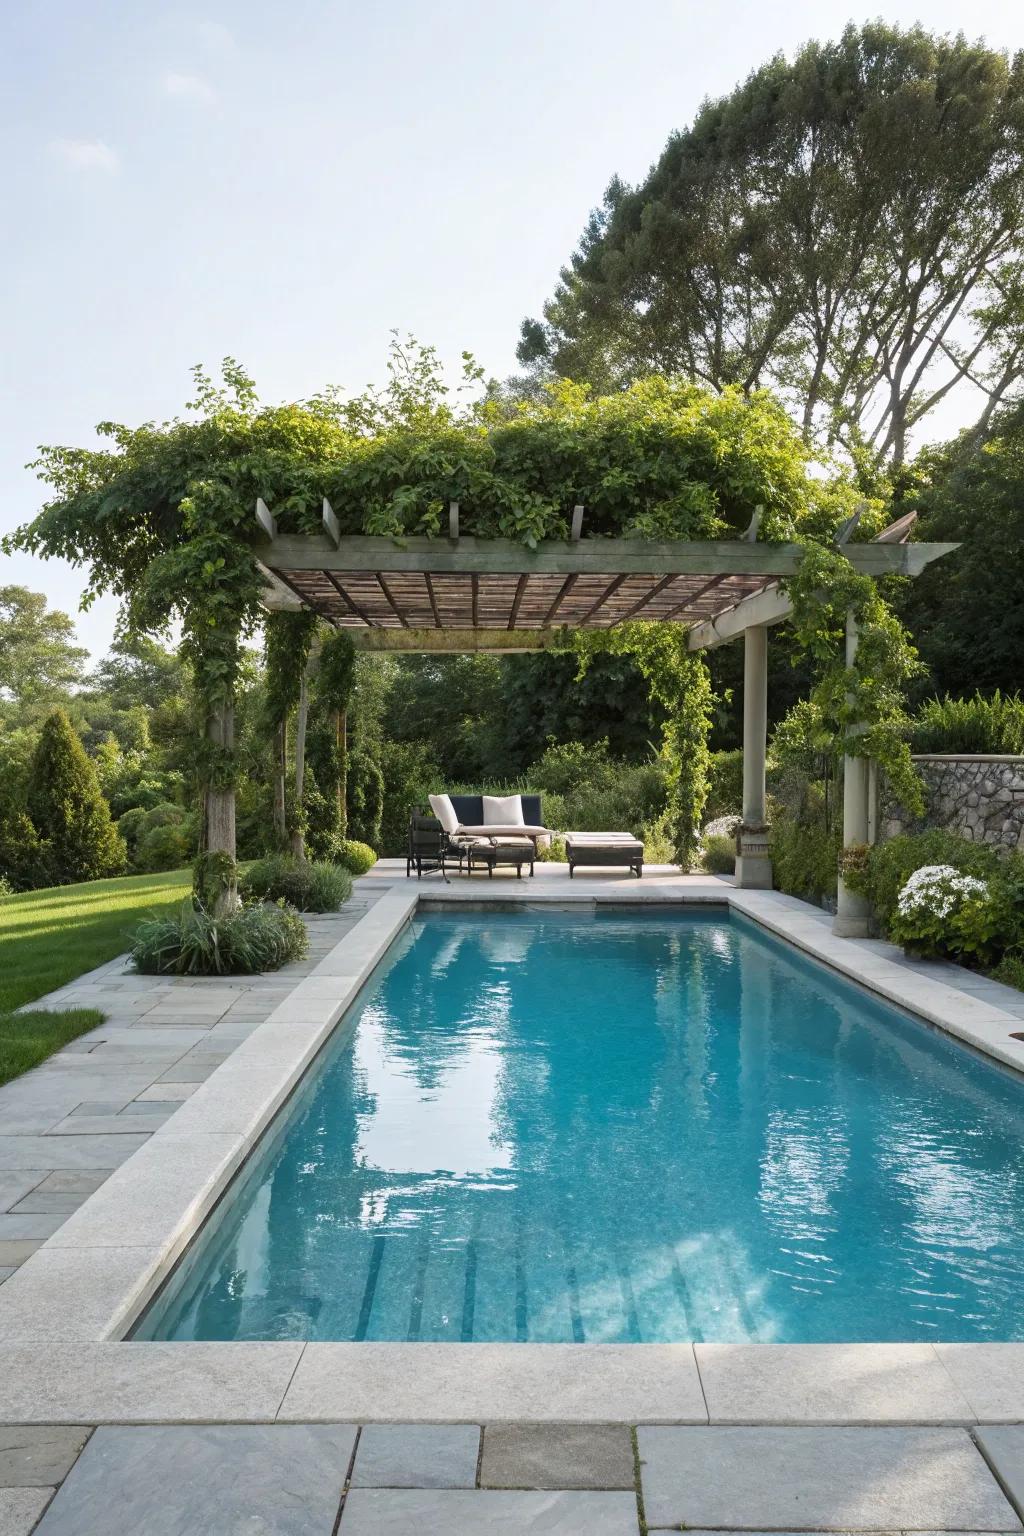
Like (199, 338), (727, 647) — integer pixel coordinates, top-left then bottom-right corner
(2, 876), (1024, 1426)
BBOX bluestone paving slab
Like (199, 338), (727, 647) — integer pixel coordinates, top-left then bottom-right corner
(9, 1194), (87, 1216)
(339, 1488), (639, 1533)
(0, 1343), (305, 1422)
(0, 1136), (148, 1171)
(32, 1172), (108, 1194)
(0, 1180), (43, 1216)
(696, 1343), (975, 1423)
(0, 1488), (53, 1535)
(0, 1245), (168, 1340)
(33, 1423), (356, 1536)
(136, 1082), (197, 1101)
(47, 1114), (170, 1136)
(0, 1426), (91, 1485)
(976, 1426), (1024, 1515)
(0, 1244), (40, 1269)
(635, 1426), (1020, 1532)
(0, 1216), (63, 1241)
(351, 1423), (480, 1487)
(45, 1132), (245, 1251)
(480, 1422), (635, 1489)
(0, 1272), (14, 1285)
(936, 1346), (1024, 1422)
(280, 1343), (706, 1423)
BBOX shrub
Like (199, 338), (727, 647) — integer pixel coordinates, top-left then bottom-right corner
(705, 750), (744, 819)
(861, 829), (1001, 933)
(0, 812), (52, 892)
(772, 814), (840, 904)
(26, 709), (126, 884)
(890, 865), (1003, 962)
(348, 749), (384, 849)
(131, 900), (308, 976)
(910, 691), (1024, 755)
(769, 774), (840, 906)
(239, 854), (353, 912)
(640, 811), (677, 865)
(993, 949), (1024, 993)
(702, 833), (737, 875)
(117, 801), (196, 872)
(330, 838), (376, 876)
(0, 876), (13, 900)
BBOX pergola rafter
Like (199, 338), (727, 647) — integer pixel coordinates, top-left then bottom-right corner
(256, 523), (956, 646)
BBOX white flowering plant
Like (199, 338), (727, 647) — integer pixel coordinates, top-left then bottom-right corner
(891, 863), (1003, 961)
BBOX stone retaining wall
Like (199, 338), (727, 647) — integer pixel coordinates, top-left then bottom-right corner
(881, 755), (1024, 851)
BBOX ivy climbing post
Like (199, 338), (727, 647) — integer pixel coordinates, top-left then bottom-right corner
(834, 611), (872, 937)
(735, 624), (772, 889)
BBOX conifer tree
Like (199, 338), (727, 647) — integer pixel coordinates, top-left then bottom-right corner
(27, 708), (126, 883)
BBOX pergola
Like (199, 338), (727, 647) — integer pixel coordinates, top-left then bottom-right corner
(256, 498), (957, 936)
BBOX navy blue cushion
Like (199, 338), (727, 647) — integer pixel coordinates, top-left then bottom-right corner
(450, 795), (484, 825)
(447, 793), (544, 827)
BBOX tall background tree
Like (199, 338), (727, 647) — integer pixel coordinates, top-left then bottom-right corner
(519, 23), (1024, 472)
(0, 586), (87, 708)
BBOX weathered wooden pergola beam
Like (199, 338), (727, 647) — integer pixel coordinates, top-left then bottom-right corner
(348, 627), (568, 654)
(258, 532), (957, 579)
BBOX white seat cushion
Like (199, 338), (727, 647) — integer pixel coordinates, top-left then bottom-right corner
(428, 793), (460, 834)
(458, 823), (548, 838)
(482, 793), (525, 827)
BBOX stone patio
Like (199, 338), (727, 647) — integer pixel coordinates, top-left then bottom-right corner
(3, 1420), (1023, 1534)
(0, 889), (382, 1280)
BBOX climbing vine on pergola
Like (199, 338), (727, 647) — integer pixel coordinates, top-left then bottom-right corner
(5, 345), (955, 925)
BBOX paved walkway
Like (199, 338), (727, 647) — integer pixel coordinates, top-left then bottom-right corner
(3, 1419), (1024, 1533)
(0, 886), (382, 1282)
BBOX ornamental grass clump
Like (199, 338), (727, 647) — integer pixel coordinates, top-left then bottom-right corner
(240, 854), (352, 912)
(131, 900), (308, 976)
(891, 865), (998, 962)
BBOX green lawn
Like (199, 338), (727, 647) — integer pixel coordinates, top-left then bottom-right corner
(0, 1008), (105, 1089)
(0, 868), (193, 1013)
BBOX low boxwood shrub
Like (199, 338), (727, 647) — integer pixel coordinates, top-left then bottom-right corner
(131, 901), (308, 976)
(240, 855), (353, 912)
(330, 838), (377, 876)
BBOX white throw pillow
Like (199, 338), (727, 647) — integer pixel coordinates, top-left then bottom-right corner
(428, 793), (460, 834)
(482, 793), (524, 827)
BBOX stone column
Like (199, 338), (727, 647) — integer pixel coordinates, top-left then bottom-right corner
(834, 610), (871, 937)
(735, 624), (772, 889)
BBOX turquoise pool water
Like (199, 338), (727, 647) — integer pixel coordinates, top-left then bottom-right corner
(139, 909), (1024, 1343)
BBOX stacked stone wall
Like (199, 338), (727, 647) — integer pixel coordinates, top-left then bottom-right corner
(881, 755), (1024, 851)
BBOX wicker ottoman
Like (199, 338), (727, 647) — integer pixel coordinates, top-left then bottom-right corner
(467, 836), (537, 878)
(565, 832), (644, 878)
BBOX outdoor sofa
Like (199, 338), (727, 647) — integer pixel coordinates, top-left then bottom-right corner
(401, 793), (551, 880)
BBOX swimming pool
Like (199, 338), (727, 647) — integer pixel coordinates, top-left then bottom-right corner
(138, 908), (1024, 1344)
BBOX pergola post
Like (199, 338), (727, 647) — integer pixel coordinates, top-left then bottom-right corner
(834, 610), (872, 937)
(735, 623), (772, 889)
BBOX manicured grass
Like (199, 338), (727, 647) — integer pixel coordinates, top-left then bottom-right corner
(0, 868), (193, 1013)
(0, 1008), (105, 1088)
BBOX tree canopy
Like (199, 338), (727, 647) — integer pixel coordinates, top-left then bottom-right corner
(519, 23), (1024, 470)
(0, 586), (88, 707)
(897, 399), (1024, 696)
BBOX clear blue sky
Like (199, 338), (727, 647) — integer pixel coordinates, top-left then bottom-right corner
(2, 0), (1022, 659)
